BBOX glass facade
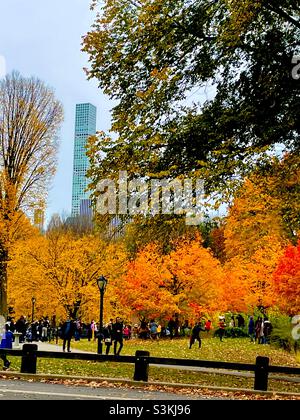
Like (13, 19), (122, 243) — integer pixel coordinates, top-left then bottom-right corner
(71, 103), (97, 217)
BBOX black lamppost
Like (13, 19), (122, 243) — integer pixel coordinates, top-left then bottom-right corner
(31, 297), (36, 323)
(97, 275), (108, 354)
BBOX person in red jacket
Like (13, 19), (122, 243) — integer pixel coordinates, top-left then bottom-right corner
(204, 319), (212, 334)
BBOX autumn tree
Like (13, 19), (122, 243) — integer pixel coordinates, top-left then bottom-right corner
(162, 237), (226, 317)
(123, 215), (218, 257)
(47, 213), (95, 238)
(224, 178), (286, 260)
(8, 230), (126, 321)
(84, 0), (300, 205)
(117, 243), (179, 321)
(0, 72), (63, 315)
(222, 165), (293, 311)
(273, 242), (300, 315)
(223, 238), (284, 313)
(252, 154), (300, 243)
(118, 236), (226, 321)
(223, 153), (300, 260)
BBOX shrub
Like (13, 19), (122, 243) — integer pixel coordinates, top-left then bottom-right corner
(213, 327), (248, 339)
(270, 315), (299, 353)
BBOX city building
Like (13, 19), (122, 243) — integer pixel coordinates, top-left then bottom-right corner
(80, 199), (93, 218)
(71, 103), (97, 217)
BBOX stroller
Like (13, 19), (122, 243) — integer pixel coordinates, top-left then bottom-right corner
(25, 327), (33, 342)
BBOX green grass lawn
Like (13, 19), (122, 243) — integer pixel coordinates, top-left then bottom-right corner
(5, 336), (300, 394)
(68, 336), (299, 367)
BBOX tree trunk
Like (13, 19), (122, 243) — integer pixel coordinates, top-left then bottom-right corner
(65, 300), (81, 320)
(0, 244), (8, 317)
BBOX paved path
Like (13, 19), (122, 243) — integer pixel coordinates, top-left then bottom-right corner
(0, 378), (218, 400)
(35, 341), (93, 353)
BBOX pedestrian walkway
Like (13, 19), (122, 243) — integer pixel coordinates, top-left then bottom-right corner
(29, 342), (93, 354)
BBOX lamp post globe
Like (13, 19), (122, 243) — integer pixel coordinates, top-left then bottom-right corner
(97, 275), (108, 293)
(97, 275), (108, 354)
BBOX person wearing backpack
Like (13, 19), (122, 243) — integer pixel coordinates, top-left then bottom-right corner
(61, 317), (75, 352)
(103, 322), (113, 355)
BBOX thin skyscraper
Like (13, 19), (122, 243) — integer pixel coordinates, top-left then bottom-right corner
(71, 103), (97, 217)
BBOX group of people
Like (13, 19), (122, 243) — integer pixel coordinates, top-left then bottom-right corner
(1, 312), (275, 370)
(60, 316), (125, 355)
(130, 318), (213, 340)
(59, 316), (215, 353)
(188, 314), (273, 348)
(4, 315), (57, 343)
(248, 316), (273, 344)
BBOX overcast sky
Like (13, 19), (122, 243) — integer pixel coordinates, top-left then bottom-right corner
(0, 0), (112, 224)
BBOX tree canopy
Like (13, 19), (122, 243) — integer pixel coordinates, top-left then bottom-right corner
(0, 72), (63, 315)
(84, 0), (300, 200)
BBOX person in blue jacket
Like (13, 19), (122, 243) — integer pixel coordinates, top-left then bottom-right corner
(0, 324), (14, 370)
(61, 317), (75, 352)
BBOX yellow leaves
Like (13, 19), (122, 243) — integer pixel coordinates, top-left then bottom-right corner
(150, 67), (169, 81)
(224, 177), (286, 260)
(221, 0), (263, 45)
(8, 232), (127, 321)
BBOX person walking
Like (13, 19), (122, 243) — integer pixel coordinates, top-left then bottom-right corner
(248, 316), (255, 342)
(0, 325), (14, 370)
(61, 317), (75, 352)
(218, 316), (226, 342)
(91, 320), (97, 341)
(229, 316), (236, 328)
(258, 318), (265, 344)
(74, 319), (82, 342)
(103, 322), (113, 355)
(237, 314), (245, 328)
(255, 317), (261, 343)
(157, 323), (162, 339)
(15, 315), (27, 343)
(263, 317), (273, 344)
(189, 322), (204, 349)
(167, 317), (176, 339)
(112, 317), (124, 356)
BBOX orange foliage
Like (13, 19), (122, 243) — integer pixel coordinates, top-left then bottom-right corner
(273, 242), (300, 315)
(223, 237), (284, 313)
(117, 237), (227, 321)
(163, 237), (226, 317)
(117, 243), (179, 320)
